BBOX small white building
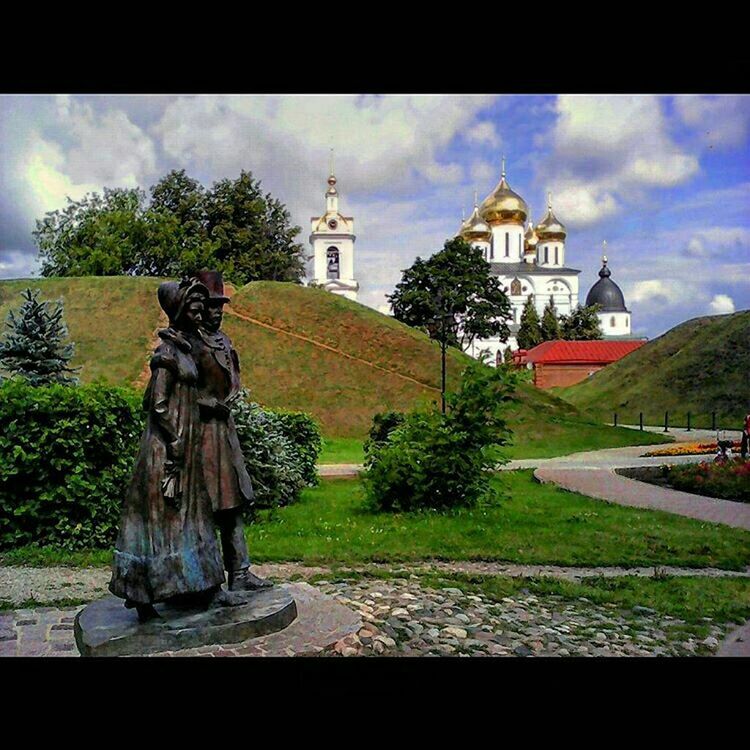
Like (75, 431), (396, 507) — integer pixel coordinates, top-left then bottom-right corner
(308, 166), (359, 302)
(585, 256), (632, 337)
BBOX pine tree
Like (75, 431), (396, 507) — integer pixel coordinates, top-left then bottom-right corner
(0, 288), (79, 385)
(540, 298), (561, 342)
(502, 346), (514, 367)
(516, 295), (542, 350)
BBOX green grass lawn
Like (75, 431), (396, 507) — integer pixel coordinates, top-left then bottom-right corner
(319, 437), (366, 464)
(6, 470), (749, 570)
(243, 471), (749, 568)
(318, 423), (668, 464)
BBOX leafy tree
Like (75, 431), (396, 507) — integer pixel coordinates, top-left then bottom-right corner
(0, 288), (79, 385)
(502, 346), (514, 367)
(205, 171), (305, 283)
(540, 298), (561, 342)
(33, 169), (304, 285)
(388, 237), (511, 351)
(516, 295), (542, 350)
(560, 303), (604, 341)
(362, 360), (517, 512)
(35, 188), (149, 277)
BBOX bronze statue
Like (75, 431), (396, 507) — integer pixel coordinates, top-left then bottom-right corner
(193, 270), (271, 592)
(109, 273), (268, 624)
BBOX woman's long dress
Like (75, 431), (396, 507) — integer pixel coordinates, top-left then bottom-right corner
(109, 331), (225, 604)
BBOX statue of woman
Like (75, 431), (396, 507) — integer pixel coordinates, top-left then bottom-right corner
(109, 278), (226, 622)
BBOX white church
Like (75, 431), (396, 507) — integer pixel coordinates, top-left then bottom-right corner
(458, 159), (633, 364)
(307, 156), (633, 363)
(308, 163), (359, 301)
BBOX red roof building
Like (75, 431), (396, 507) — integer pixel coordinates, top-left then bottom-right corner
(524, 339), (645, 388)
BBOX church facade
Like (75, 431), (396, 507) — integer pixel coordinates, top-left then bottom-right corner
(459, 160), (632, 364)
(308, 166), (359, 302)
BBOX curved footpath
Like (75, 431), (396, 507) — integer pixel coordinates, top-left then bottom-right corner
(317, 427), (750, 656)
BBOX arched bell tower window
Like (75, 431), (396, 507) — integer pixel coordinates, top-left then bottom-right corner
(610, 316), (616, 327)
(327, 246), (340, 279)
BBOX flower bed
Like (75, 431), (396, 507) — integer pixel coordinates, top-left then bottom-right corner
(643, 441), (741, 458)
(665, 460), (750, 503)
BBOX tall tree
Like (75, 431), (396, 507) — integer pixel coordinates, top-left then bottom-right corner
(33, 170), (304, 285)
(560, 303), (604, 340)
(516, 295), (542, 350)
(540, 298), (561, 342)
(388, 237), (511, 352)
(205, 171), (305, 283)
(0, 288), (79, 385)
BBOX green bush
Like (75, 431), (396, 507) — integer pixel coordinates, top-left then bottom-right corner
(363, 410), (405, 459)
(231, 394), (320, 509)
(271, 408), (322, 487)
(0, 380), (143, 550)
(362, 362), (516, 512)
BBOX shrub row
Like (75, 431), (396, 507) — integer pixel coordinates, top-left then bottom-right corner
(0, 380), (321, 550)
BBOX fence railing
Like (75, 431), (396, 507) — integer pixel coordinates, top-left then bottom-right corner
(610, 411), (744, 434)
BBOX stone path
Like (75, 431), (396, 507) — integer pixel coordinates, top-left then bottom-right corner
(4, 561), (750, 608)
(535, 466), (750, 531)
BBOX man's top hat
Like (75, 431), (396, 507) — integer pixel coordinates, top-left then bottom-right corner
(195, 269), (231, 304)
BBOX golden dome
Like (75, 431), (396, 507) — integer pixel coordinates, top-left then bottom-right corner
(524, 222), (538, 248)
(479, 161), (529, 225)
(536, 194), (566, 241)
(460, 203), (491, 242)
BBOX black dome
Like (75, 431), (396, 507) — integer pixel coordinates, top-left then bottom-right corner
(585, 259), (628, 312)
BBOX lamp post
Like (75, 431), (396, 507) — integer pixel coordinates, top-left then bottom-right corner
(435, 289), (453, 415)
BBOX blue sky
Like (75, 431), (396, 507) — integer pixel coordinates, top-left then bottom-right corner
(1, 94), (748, 339)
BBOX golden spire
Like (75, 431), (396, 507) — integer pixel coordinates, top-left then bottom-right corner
(473, 189), (478, 208)
(329, 148), (335, 177)
(547, 191), (552, 210)
(501, 154), (506, 178)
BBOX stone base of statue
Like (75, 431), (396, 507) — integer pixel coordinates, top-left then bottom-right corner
(74, 586), (297, 657)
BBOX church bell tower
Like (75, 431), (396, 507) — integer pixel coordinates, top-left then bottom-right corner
(309, 151), (359, 302)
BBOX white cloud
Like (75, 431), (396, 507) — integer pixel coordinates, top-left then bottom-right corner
(0, 249), (39, 278)
(465, 121), (500, 147)
(539, 95), (700, 227)
(708, 294), (736, 314)
(674, 95), (750, 150)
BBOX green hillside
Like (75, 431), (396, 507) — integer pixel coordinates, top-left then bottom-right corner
(0, 277), (667, 451)
(557, 310), (750, 428)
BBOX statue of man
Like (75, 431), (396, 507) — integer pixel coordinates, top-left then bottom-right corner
(194, 270), (273, 592)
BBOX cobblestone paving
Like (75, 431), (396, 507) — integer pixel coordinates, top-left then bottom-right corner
(0, 572), (737, 657)
(314, 577), (731, 657)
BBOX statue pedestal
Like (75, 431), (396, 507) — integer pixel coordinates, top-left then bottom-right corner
(74, 586), (297, 657)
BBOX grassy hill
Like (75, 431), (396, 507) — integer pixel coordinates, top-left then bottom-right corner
(0, 277), (667, 453)
(557, 310), (750, 428)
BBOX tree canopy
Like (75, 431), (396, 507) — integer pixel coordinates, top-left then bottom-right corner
(560, 303), (604, 341)
(516, 295), (542, 350)
(33, 169), (306, 286)
(540, 298), (561, 342)
(388, 237), (511, 351)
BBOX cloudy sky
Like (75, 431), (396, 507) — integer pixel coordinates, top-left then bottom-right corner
(1, 94), (748, 339)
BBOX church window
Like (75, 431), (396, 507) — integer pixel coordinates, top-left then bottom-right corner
(490, 237), (494, 260)
(555, 246), (559, 265)
(505, 233), (509, 257)
(545, 247), (549, 264)
(610, 316), (616, 327)
(327, 247), (340, 279)
(510, 278), (522, 296)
